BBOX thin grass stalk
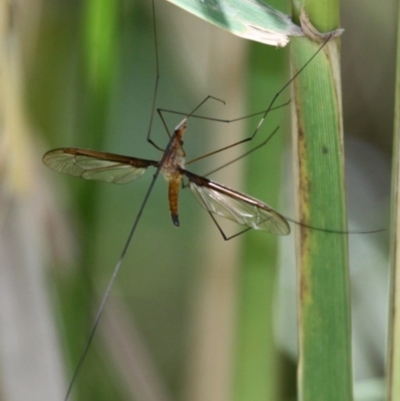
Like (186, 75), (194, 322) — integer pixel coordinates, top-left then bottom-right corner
(386, 1), (400, 400)
(291, 2), (352, 401)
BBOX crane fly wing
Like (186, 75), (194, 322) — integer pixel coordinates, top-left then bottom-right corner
(183, 170), (290, 235)
(43, 148), (158, 184)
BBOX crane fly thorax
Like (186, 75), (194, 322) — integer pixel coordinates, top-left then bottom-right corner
(160, 119), (187, 182)
(161, 141), (185, 180)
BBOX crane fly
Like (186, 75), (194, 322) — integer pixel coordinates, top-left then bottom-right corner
(43, 117), (290, 235)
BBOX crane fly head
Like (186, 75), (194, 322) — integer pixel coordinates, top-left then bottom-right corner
(174, 118), (188, 146)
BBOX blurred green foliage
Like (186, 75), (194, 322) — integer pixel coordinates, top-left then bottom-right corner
(33, 0), (290, 400)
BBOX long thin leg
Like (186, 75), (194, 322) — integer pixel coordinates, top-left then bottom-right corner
(200, 201), (280, 240)
(185, 95), (226, 117)
(159, 37), (330, 162)
(159, 101), (289, 164)
(157, 100), (290, 125)
(143, 18), (227, 151)
(63, 1), (164, 399)
(203, 199), (382, 238)
(205, 208), (253, 240)
(201, 126), (280, 177)
(146, 0), (163, 151)
(157, 95), (226, 140)
(157, 95), (225, 144)
(63, 128), (181, 401)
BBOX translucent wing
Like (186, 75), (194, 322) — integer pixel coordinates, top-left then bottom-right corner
(184, 170), (290, 235)
(43, 148), (158, 184)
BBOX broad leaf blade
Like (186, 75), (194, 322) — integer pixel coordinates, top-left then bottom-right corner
(166, 0), (303, 47)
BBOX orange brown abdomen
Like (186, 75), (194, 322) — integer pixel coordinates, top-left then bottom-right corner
(168, 178), (181, 227)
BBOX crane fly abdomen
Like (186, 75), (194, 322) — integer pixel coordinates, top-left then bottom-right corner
(168, 178), (182, 227)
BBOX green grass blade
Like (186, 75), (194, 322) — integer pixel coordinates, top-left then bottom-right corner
(386, 1), (400, 400)
(165, 0), (303, 46)
(291, 32), (352, 401)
